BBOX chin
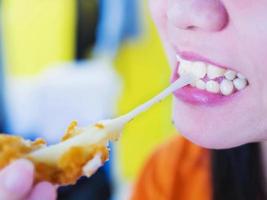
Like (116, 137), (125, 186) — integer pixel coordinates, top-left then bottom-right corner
(172, 99), (261, 149)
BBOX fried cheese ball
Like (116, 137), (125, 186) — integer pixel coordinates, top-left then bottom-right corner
(0, 121), (117, 185)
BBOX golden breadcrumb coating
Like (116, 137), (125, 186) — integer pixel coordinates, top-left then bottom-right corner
(0, 135), (45, 168)
(0, 76), (192, 186)
(61, 121), (80, 142)
(34, 145), (109, 185)
(0, 121), (110, 185)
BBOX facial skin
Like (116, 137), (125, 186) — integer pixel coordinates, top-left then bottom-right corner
(149, 0), (267, 149)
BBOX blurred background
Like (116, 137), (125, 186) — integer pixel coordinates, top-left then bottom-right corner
(0, 0), (176, 199)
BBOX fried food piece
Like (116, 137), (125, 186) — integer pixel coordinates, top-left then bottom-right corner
(0, 120), (119, 185)
(0, 75), (193, 186)
(0, 135), (46, 169)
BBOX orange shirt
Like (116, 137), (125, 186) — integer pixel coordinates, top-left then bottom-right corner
(131, 136), (212, 200)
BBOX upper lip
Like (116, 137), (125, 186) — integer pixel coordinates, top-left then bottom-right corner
(171, 41), (244, 73)
(177, 50), (229, 70)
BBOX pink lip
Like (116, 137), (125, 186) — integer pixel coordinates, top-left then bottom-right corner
(177, 50), (228, 69)
(171, 51), (237, 106)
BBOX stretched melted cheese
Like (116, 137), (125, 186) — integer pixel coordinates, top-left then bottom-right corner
(0, 75), (194, 185)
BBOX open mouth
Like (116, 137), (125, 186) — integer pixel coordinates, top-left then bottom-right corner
(172, 53), (249, 105)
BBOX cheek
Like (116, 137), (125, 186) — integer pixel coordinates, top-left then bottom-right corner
(229, 3), (267, 72)
(149, 0), (168, 34)
(149, 0), (177, 68)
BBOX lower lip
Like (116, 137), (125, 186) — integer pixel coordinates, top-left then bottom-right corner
(171, 64), (236, 106)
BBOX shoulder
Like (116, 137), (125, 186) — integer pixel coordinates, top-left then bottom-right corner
(131, 135), (211, 200)
(148, 135), (209, 173)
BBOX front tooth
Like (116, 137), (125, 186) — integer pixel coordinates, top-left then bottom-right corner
(178, 60), (191, 76)
(190, 81), (196, 87)
(178, 61), (191, 75)
(192, 62), (207, 79)
(206, 80), (220, 93)
(196, 80), (206, 90)
(224, 70), (236, 81)
(176, 54), (181, 61)
(220, 79), (234, 96)
(233, 78), (248, 90)
(178, 65), (187, 75)
(207, 64), (225, 79)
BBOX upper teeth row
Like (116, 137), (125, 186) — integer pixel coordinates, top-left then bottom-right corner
(176, 55), (248, 96)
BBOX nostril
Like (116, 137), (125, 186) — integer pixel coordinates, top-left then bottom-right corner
(167, 0), (229, 32)
(186, 25), (198, 31)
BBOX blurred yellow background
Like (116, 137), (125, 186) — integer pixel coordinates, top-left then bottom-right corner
(115, 3), (176, 179)
(2, 0), (76, 76)
(1, 0), (176, 188)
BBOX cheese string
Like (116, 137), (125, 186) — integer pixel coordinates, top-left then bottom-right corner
(113, 74), (196, 126)
(28, 74), (195, 162)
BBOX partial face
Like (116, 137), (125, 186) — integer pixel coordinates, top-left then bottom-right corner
(149, 0), (267, 149)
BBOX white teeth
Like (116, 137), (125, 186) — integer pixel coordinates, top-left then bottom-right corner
(224, 70), (236, 81)
(178, 57), (225, 80)
(196, 80), (206, 90)
(190, 80), (196, 87)
(206, 80), (220, 93)
(233, 78), (248, 90)
(178, 60), (191, 76)
(220, 79), (234, 96)
(237, 73), (246, 80)
(207, 64), (226, 79)
(191, 62), (207, 79)
(176, 54), (181, 61)
(178, 60), (207, 79)
(178, 64), (187, 75)
(175, 55), (249, 95)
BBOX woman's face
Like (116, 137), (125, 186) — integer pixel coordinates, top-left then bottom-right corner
(150, 0), (267, 149)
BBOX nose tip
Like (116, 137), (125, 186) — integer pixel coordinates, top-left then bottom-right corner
(167, 0), (229, 32)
